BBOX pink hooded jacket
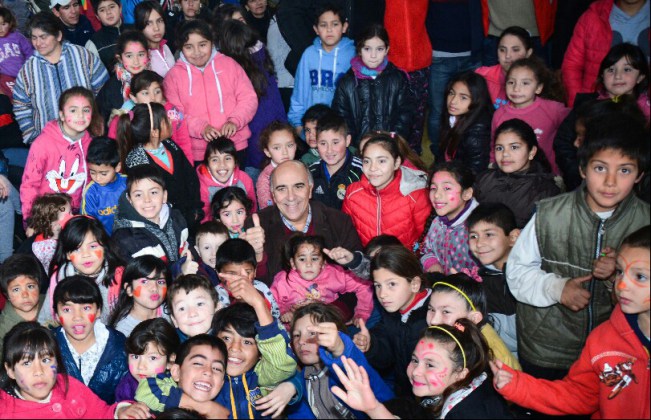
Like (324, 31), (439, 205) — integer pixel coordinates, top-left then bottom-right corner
(271, 263), (374, 321)
(20, 120), (91, 218)
(163, 50), (258, 161)
(196, 164), (257, 222)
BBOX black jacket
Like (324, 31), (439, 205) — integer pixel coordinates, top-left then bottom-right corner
(125, 139), (203, 231)
(445, 111), (492, 175)
(112, 192), (189, 263)
(365, 294), (429, 397)
(553, 92), (597, 192)
(87, 24), (123, 71)
(62, 14), (95, 47)
(479, 265), (517, 316)
(96, 74), (124, 126)
(474, 161), (560, 229)
(332, 62), (414, 147)
(445, 377), (513, 419)
(309, 151), (363, 210)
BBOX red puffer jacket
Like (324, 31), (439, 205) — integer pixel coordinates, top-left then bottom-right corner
(342, 166), (431, 249)
(561, 0), (613, 106)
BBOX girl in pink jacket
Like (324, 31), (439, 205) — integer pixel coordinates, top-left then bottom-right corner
(0, 322), (147, 419)
(271, 234), (373, 326)
(163, 20), (258, 163)
(475, 26), (533, 110)
(20, 87), (104, 219)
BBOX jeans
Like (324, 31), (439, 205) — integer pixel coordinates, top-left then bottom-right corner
(427, 55), (481, 158)
(0, 183), (20, 262)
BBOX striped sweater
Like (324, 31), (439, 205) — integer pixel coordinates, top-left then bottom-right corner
(13, 41), (108, 144)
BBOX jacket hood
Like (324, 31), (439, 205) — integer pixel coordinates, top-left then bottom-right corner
(176, 48), (225, 111)
(312, 36), (354, 51)
(114, 191), (170, 229)
(399, 166), (428, 196)
(361, 165), (427, 197)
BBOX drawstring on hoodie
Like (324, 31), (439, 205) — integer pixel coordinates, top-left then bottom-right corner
(228, 375), (254, 419)
(184, 51), (224, 113)
(317, 46), (339, 89)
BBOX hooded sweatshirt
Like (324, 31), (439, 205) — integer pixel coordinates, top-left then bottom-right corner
(163, 49), (258, 161)
(196, 164), (256, 222)
(0, 31), (33, 78)
(287, 37), (355, 127)
(271, 263), (374, 321)
(497, 305), (650, 419)
(20, 120), (91, 218)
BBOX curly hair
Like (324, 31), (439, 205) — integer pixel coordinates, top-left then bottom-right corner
(29, 193), (72, 238)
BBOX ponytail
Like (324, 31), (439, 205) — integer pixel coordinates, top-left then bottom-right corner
(116, 112), (135, 168)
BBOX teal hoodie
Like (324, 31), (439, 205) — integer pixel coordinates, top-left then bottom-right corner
(288, 36), (355, 126)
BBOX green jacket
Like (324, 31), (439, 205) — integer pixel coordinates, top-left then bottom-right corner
(517, 188), (649, 369)
(0, 295), (45, 357)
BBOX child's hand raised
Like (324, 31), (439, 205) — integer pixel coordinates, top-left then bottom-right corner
(353, 319), (371, 353)
(220, 269), (261, 305)
(256, 381), (297, 418)
(330, 356), (382, 415)
(280, 311), (294, 324)
(593, 247), (616, 281)
(323, 247), (354, 265)
(181, 249), (199, 275)
(308, 322), (344, 357)
(116, 402), (150, 419)
(489, 359), (513, 390)
(241, 214), (265, 259)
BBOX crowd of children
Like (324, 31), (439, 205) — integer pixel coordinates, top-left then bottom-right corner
(0, 0), (649, 419)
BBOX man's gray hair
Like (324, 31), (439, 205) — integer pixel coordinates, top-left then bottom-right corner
(270, 160), (314, 190)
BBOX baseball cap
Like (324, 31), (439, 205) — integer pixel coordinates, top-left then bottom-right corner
(50, 0), (73, 8)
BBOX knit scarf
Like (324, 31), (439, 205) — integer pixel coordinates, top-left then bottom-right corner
(304, 365), (355, 419)
(350, 56), (388, 80)
(114, 63), (133, 101)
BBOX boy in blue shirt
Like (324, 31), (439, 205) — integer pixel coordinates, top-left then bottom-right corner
(288, 4), (355, 133)
(82, 136), (126, 234)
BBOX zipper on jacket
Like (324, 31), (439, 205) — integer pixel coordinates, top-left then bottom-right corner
(376, 193), (381, 236)
(587, 218), (607, 333)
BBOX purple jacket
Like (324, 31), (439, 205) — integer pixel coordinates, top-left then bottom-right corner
(0, 31), (33, 78)
(245, 44), (287, 169)
(115, 373), (139, 402)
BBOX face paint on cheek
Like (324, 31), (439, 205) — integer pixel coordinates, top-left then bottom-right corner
(51, 365), (57, 375)
(58, 316), (65, 326)
(68, 254), (77, 263)
(154, 366), (166, 375)
(88, 314), (95, 323)
(133, 286), (142, 298)
(93, 249), (104, 260)
(428, 343), (434, 349)
(161, 286), (167, 298)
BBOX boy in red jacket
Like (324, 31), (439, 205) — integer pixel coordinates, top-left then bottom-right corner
(491, 225), (650, 419)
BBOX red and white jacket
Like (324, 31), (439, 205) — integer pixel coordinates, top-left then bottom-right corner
(498, 305), (650, 419)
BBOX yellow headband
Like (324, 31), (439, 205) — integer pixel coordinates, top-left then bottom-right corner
(428, 325), (466, 369)
(432, 282), (476, 312)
